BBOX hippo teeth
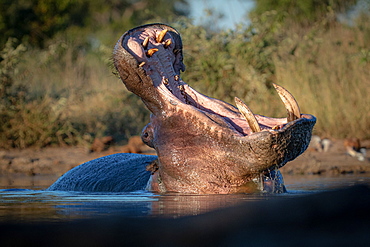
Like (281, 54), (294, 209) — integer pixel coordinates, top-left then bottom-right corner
(142, 36), (150, 49)
(156, 29), (168, 43)
(273, 83), (301, 122)
(146, 48), (158, 57)
(235, 97), (261, 133)
(164, 39), (172, 48)
(235, 84), (301, 133)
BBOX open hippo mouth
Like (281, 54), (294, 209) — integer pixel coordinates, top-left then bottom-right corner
(113, 23), (316, 194)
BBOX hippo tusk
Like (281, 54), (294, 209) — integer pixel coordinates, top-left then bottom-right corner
(273, 83), (301, 122)
(164, 39), (172, 48)
(146, 48), (158, 57)
(235, 97), (261, 133)
(142, 37), (150, 49)
(156, 29), (168, 43)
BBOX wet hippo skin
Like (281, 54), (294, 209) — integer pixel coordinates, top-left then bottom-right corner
(48, 23), (316, 193)
(47, 153), (157, 192)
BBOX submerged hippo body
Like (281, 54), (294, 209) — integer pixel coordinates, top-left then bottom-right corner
(48, 23), (316, 194)
(47, 153), (157, 192)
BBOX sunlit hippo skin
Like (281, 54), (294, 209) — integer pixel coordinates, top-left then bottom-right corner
(112, 23), (316, 194)
(48, 23), (315, 194)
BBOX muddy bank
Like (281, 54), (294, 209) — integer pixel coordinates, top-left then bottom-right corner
(281, 138), (370, 175)
(0, 139), (369, 182)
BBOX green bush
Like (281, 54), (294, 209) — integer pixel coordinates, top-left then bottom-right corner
(1, 8), (370, 149)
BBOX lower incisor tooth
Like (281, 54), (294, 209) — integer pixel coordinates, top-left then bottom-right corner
(142, 37), (149, 49)
(146, 48), (158, 57)
(164, 39), (172, 48)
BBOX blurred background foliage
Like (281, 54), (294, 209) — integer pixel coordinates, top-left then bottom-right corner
(250, 0), (358, 26)
(0, 0), (189, 48)
(0, 0), (369, 149)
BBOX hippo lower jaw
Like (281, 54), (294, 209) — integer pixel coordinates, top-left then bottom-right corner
(113, 24), (316, 194)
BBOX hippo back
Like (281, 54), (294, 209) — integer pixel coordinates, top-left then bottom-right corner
(47, 153), (157, 192)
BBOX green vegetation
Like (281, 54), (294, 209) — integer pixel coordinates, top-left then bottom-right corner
(250, 0), (358, 26)
(0, 0), (189, 48)
(1, 0), (369, 149)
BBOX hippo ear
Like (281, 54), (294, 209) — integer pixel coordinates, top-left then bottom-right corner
(273, 83), (301, 122)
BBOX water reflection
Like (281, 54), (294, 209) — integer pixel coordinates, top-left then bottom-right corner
(284, 173), (370, 191)
(0, 174), (369, 222)
(149, 193), (274, 218)
(0, 189), (272, 220)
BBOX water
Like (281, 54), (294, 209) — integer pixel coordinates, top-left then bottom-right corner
(1, 174), (370, 222)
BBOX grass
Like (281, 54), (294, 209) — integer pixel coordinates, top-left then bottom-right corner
(274, 22), (370, 138)
(1, 15), (369, 149)
(180, 15), (370, 140)
(0, 38), (150, 148)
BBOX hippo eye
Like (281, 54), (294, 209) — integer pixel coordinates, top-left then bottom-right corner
(143, 132), (149, 138)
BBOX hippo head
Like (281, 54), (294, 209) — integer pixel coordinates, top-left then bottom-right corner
(113, 24), (316, 194)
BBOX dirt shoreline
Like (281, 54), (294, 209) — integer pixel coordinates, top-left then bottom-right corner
(0, 139), (369, 185)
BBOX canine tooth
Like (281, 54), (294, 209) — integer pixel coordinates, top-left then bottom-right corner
(139, 62), (146, 67)
(273, 83), (301, 122)
(146, 48), (158, 57)
(235, 97), (261, 133)
(164, 39), (172, 48)
(164, 78), (169, 85)
(142, 37), (150, 49)
(156, 29), (168, 43)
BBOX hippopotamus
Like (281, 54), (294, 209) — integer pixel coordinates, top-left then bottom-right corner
(48, 23), (316, 194)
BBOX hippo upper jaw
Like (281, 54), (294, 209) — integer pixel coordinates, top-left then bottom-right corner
(113, 24), (316, 194)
